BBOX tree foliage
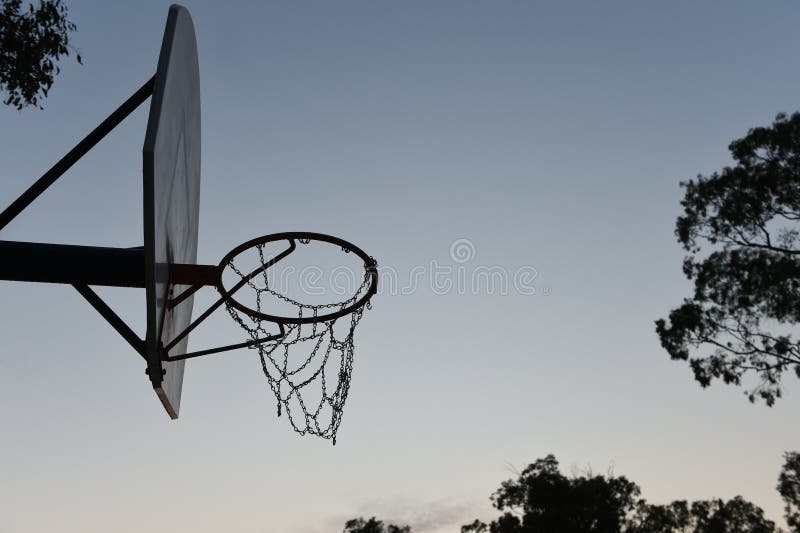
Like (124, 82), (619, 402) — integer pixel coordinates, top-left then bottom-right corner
(343, 516), (411, 533)
(656, 112), (800, 405)
(345, 452), (795, 532)
(629, 497), (775, 533)
(460, 454), (777, 533)
(0, 0), (80, 109)
(778, 451), (800, 532)
(627, 500), (692, 532)
(461, 454), (641, 532)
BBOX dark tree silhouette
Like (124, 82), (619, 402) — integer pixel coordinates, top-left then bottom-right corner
(656, 112), (800, 405)
(778, 451), (800, 532)
(461, 454), (641, 532)
(627, 500), (692, 532)
(343, 516), (411, 533)
(690, 497), (775, 533)
(629, 497), (775, 533)
(460, 455), (777, 533)
(0, 0), (81, 109)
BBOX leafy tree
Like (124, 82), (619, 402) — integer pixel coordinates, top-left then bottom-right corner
(461, 454), (641, 532)
(656, 112), (800, 405)
(778, 451), (800, 532)
(630, 497), (775, 533)
(691, 497), (775, 533)
(461, 454), (777, 533)
(627, 500), (691, 532)
(0, 0), (81, 109)
(343, 516), (411, 533)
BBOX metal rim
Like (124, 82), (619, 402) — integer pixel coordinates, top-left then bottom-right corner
(216, 232), (377, 325)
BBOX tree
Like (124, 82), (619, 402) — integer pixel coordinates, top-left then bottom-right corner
(630, 497), (775, 533)
(343, 516), (411, 533)
(778, 451), (800, 532)
(691, 497), (775, 533)
(0, 0), (81, 109)
(461, 454), (641, 532)
(656, 112), (800, 405)
(627, 500), (691, 532)
(461, 454), (777, 533)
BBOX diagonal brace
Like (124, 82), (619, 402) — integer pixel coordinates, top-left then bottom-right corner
(0, 76), (155, 232)
(73, 283), (146, 360)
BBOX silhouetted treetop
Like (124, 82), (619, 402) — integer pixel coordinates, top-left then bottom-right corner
(461, 454), (778, 533)
(462, 454), (640, 532)
(630, 496), (776, 533)
(343, 516), (411, 533)
(657, 112), (800, 405)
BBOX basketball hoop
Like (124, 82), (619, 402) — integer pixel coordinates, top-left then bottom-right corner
(163, 232), (378, 443)
(0, 6), (379, 441)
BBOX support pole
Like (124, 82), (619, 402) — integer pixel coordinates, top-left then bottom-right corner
(0, 76), (155, 232)
(0, 241), (145, 287)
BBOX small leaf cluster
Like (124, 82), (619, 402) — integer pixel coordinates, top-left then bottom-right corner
(0, 0), (81, 109)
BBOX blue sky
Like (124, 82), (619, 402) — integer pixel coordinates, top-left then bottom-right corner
(1, 2), (799, 531)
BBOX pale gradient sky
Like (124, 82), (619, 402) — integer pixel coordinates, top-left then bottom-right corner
(1, 2), (799, 532)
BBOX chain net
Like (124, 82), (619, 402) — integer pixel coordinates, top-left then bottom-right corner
(223, 242), (374, 444)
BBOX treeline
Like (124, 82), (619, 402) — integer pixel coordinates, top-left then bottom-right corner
(344, 452), (800, 533)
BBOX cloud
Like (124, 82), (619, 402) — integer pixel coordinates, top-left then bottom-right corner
(349, 496), (486, 532)
(306, 494), (492, 533)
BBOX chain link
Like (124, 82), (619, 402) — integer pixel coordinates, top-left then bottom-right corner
(223, 243), (374, 445)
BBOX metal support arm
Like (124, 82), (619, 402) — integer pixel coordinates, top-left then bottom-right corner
(73, 284), (146, 360)
(0, 241), (146, 287)
(0, 76), (155, 232)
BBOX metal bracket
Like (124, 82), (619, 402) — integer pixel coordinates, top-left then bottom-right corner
(0, 77), (155, 363)
(157, 241), (297, 361)
(73, 284), (146, 360)
(159, 323), (285, 362)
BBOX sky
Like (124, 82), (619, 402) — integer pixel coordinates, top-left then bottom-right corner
(1, 1), (799, 532)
